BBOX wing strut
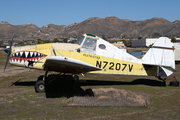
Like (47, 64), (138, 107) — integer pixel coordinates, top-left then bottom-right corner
(50, 47), (64, 57)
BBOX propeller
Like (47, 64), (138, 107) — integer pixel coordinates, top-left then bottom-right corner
(4, 36), (14, 71)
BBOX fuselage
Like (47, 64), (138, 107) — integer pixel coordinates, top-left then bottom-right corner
(10, 34), (148, 76)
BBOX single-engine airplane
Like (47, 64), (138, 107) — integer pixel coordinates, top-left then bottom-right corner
(4, 33), (175, 93)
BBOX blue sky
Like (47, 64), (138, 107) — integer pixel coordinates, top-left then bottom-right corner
(1, 0), (180, 27)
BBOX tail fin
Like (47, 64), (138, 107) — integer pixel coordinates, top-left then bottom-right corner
(142, 37), (175, 77)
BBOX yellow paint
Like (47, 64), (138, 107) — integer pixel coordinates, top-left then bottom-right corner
(33, 43), (52, 69)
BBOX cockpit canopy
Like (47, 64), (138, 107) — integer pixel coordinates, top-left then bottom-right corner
(75, 33), (99, 54)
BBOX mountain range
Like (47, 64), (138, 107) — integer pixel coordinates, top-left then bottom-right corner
(0, 16), (180, 41)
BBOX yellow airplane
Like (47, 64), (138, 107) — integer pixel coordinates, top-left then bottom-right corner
(4, 33), (175, 93)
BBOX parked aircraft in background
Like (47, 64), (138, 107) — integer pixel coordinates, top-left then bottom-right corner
(4, 33), (175, 92)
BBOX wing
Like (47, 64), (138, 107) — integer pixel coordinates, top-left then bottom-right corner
(43, 56), (102, 74)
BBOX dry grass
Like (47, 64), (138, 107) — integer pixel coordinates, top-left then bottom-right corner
(65, 87), (147, 107)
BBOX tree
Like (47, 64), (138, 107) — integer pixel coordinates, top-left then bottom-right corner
(127, 40), (132, 46)
(138, 37), (143, 39)
(44, 40), (50, 43)
(171, 37), (177, 43)
(122, 40), (127, 46)
(53, 38), (59, 43)
(37, 39), (44, 44)
(63, 38), (68, 43)
(18, 42), (25, 46)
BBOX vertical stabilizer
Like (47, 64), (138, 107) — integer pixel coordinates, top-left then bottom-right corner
(142, 37), (175, 77)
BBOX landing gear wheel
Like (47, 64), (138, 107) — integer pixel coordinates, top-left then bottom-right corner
(35, 80), (45, 93)
(170, 81), (179, 87)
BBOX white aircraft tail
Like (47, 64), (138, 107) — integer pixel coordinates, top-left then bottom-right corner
(141, 37), (175, 77)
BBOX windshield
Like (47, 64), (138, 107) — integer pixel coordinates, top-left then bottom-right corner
(82, 38), (97, 50)
(75, 36), (85, 45)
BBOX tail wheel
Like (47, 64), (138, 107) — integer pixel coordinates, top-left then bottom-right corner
(35, 80), (45, 93)
(170, 81), (179, 87)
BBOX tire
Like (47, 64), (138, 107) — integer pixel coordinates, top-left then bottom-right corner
(170, 81), (179, 87)
(34, 80), (45, 93)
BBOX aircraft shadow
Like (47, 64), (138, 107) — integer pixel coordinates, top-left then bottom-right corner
(10, 80), (35, 87)
(13, 75), (165, 98)
(45, 80), (94, 98)
(78, 79), (166, 87)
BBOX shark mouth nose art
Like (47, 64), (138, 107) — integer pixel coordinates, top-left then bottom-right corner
(10, 51), (47, 66)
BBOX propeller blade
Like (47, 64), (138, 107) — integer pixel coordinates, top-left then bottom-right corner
(9, 35), (13, 50)
(4, 35), (14, 71)
(4, 53), (11, 71)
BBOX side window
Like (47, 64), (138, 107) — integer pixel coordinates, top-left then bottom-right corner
(82, 38), (97, 51)
(99, 44), (106, 50)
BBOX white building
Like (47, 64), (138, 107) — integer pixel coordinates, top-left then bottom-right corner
(131, 38), (158, 47)
(174, 43), (180, 61)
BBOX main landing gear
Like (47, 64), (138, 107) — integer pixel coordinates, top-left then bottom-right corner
(34, 70), (79, 93)
(34, 70), (48, 93)
(34, 75), (45, 93)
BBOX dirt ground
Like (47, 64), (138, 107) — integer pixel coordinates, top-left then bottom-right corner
(1, 50), (180, 120)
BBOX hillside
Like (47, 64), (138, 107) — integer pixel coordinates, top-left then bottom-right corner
(0, 17), (180, 40)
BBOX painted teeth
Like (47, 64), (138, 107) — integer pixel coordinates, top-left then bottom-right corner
(11, 51), (46, 58)
(10, 51), (47, 65)
(30, 52), (33, 57)
(25, 52), (29, 58)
